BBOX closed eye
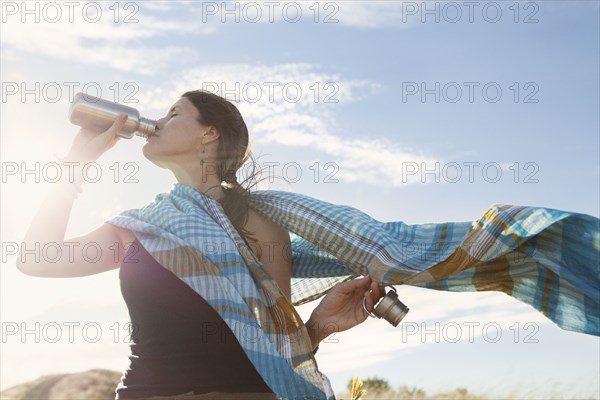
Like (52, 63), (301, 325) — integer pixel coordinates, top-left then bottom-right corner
(169, 114), (177, 119)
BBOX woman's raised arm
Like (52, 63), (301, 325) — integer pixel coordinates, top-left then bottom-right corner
(16, 114), (133, 278)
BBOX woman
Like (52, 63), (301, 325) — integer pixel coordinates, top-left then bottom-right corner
(17, 90), (386, 399)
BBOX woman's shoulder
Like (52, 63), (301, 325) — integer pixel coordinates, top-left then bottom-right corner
(245, 209), (292, 300)
(246, 209), (289, 238)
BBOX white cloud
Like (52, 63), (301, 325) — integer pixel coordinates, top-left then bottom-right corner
(134, 62), (439, 187)
(215, 1), (417, 29)
(0, 2), (214, 75)
(332, 1), (416, 29)
(0, 1), (419, 76)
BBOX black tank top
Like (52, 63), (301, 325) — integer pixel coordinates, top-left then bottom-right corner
(115, 239), (274, 399)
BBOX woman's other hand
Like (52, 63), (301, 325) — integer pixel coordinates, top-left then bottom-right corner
(306, 275), (386, 347)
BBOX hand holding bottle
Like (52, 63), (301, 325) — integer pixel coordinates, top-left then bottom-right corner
(64, 113), (128, 163)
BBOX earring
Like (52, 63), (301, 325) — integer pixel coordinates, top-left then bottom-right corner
(200, 145), (206, 166)
(199, 131), (210, 166)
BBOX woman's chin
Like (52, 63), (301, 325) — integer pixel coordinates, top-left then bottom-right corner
(141, 143), (150, 157)
(141, 144), (158, 163)
(141, 146), (169, 169)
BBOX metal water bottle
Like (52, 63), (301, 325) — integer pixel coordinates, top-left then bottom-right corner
(68, 92), (156, 139)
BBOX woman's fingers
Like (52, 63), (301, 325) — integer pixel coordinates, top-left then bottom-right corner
(371, 282), (385, 301)
(104, 114), (128, 139)
(360, 275), (371, 285)
(95, 114), (127, 153)
(364, 280), (386, 313)
(65, 114), (128, 164)
(343, 275), (370, 293)
(356, 276), (386, 314)
(363, 291), (373, 316)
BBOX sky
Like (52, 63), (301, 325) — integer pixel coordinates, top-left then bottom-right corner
(1, 0), (599, 398)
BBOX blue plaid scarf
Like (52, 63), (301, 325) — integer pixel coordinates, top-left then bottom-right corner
(107, 183), (599, 399)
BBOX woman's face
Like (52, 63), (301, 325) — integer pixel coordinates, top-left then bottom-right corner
(142, 97), (211, 167)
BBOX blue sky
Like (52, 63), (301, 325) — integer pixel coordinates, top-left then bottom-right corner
(1, 1), (599, 398)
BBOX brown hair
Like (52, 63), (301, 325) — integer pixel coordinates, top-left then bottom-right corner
(181, 89), (264, 248)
